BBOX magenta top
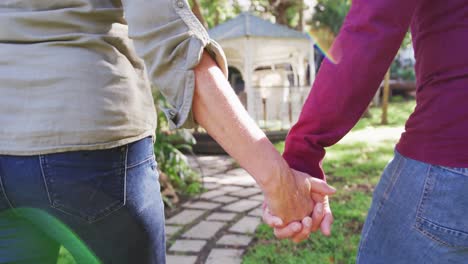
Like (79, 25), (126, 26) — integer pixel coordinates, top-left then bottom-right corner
(283, 0), (468, 179)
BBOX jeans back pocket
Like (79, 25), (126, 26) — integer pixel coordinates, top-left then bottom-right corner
(40, 146), (127, 223)
(415, 165), (468, 248)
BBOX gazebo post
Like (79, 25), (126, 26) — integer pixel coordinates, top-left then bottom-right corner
(309, 39), (316, 88)
(244, 37), (255, 121)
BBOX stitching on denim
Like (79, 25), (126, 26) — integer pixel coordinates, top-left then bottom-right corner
(382, 156), (405, 200)
(419, 217), (468, 237)
(0, 169), (15, 209)
(415, 165), (433, 220)
(437, 166), (468, 177)
(39, 155), (53, 205)
(414, 223), (451, 246)
(39, 152), (127, 224)
(414, 222), (461, 248)
(87, 146), (127, 223)
(126, 155), (155, 170)
(357, 154), (404, 258)
(413, 166), (468, 249)
(123, 145), (128, 205)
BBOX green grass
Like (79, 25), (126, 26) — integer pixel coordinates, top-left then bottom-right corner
(243, 99), (416, 264)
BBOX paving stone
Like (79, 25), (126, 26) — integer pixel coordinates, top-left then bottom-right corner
(202, 176), (223, 183)
(206, 249), (244, 264)
(166, 210), (205, 225)
(213, 195), (239, 204)
(200, 189), (227, 199)
(218, 175), (257, 186)
(218, 186), (244, 192)
(165, 225), (182, 237)
(206, 212), (237, 222)
(217, 234), (253, 246)
(202, 168), (224, 176)
(183, 201), (220, 210)
(248, 207), (263, 217)
(229, 216), (262, 234)
(169, 239), (207, 252)
(182, 221), (225, 239)
(222, 200), (262, 213)
(202, 182), (220, 190)
(226, 168), (250, 176)
(249, 194), (264, 201)
(166, 255), (197, 264)
(229, 187), (261, 198)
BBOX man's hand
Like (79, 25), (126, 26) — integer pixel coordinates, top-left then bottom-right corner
(263, 169), (335, 225)
(263, 196), (333, 243)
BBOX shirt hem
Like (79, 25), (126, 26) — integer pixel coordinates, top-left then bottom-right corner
(0, 131), (155, 156)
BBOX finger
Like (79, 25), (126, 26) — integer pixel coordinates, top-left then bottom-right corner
(273, 222), (302, 239)
(311, 192), (325, 203)
(307, 177), (336, 195)
(320, 211), (334, 237)
(262, 205), (283, 227)
(311, 202), (325, 232)
(291, 216), (313, 243)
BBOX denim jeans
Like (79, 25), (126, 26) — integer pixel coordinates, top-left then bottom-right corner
(357, 151), (468, 263)
(0, 137), (166, 264)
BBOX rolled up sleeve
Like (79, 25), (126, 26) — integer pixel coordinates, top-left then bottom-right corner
(121, 0), (228, 129)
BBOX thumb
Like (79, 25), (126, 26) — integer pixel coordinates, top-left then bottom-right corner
(307, 177), (336, 195)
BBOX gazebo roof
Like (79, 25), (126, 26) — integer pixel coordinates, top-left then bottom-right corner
(208, 12), (309, 41)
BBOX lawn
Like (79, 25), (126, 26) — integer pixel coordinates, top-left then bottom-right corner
(242, 99), (416, 264)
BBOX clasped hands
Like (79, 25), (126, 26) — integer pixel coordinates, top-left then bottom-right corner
(262, 168), (335, 243)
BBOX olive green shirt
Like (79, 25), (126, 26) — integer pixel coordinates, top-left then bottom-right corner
(0, 0), (227, 155)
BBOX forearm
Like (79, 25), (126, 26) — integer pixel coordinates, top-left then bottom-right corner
(192, 52), (289, 194)
(283, 0), (421, 178)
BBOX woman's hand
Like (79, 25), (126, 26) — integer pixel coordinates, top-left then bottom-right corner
(263, 169), (335, 225)
(263, 195), (334, 243)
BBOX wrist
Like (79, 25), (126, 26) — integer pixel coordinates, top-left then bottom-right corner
(258, 157), (292, 198)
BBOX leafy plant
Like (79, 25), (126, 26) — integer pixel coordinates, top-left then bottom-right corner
(153, 92), (202, 208)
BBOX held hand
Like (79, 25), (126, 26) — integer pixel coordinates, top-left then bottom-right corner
(263, 196), (334, 243)
(263, 169), (335, 225)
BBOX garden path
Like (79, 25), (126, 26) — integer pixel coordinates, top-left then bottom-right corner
(165, 155), (264, 264)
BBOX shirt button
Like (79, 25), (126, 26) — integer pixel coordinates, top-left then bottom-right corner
(176, 0), (184, 8)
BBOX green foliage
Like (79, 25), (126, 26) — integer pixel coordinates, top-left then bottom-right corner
(311, 0), (412, 46)
(189, 0), (242, 28)
(244, 100), (416, 264)
(390, 54), (416, 81)
(153, 92), (202, 207)
(310, 0), (351, 35)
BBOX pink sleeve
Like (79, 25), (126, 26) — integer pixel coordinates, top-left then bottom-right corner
(283, 0), (421, 179)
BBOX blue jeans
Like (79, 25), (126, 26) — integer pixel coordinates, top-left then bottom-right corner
(0, 137), (166, 264)
(357, 151), (468, 263)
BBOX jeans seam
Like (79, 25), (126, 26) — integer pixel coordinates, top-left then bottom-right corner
(0, 171), (15, 209)
(123, 145), (128, 206)
(414, 164), (433, 221)
(126, 155), (155, 170)
(413, 165), (468, 249)
(418, 217), (468, 237)
(38, 151), (128, 224)
(414, 224), (458, 248)
(357, 155), (405, 262)
(437, 166), (468, 177)
(39, 155), (53, 206)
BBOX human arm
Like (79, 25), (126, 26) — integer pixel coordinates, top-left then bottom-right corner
(192, 52), (335, 222)
(265, 0), (422, 241)
(283, 0), (422, 179)
(120, 0), (335, 223)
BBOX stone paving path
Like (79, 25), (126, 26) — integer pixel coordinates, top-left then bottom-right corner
(165, 156), (264, 264)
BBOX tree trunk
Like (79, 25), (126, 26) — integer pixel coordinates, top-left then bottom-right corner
(191, 0), (208, 29)
(296, 1), (305, 31)
(381, 70), (391, 124)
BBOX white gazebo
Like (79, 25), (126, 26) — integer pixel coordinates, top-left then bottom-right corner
(209, 12), (316, 129)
